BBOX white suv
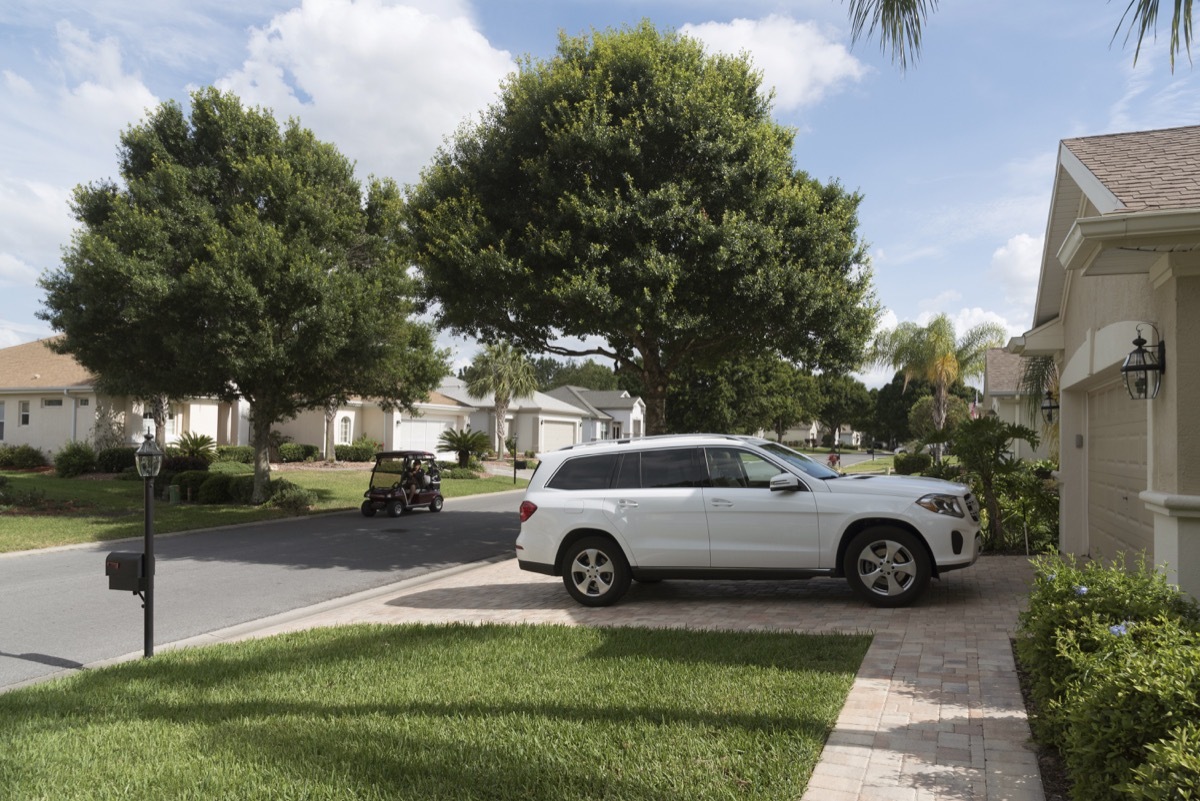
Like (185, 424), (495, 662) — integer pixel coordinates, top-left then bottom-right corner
(516, 434), (981, 608)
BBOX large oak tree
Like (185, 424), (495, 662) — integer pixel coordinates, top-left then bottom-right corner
(39, 88), (446, 502)
(405, 22), (878, 434)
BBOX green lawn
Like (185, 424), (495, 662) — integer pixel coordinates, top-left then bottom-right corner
(0, 623), (871, 801)
(0, 468), (526, 553)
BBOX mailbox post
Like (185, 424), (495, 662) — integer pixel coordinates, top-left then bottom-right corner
(134, 433), (163, 658)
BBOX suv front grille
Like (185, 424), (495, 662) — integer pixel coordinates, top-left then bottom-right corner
(964, 492), (980, 523)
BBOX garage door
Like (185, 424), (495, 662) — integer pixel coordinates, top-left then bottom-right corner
(1087, 381), (1153, 559)
(399, 417), (454, 457)
(541, 421), (576, 452)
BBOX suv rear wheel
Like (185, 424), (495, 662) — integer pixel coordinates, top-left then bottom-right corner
(561, 536), (631, 607)
(844, 526), (930, 607)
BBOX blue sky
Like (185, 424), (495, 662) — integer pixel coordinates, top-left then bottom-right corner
(3, 0), (1200, 387)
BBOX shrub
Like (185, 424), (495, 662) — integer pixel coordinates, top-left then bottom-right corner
(96, 446), (137, 473)
(269, 483), (316, 513)
(994, 460), (1059, 555)
(153, 470), (177, 496)
(335, 435), (378, 462)
(1015, 553), (1200, 745)
(278, 442), (321, 462)
(1122, 721), (1200, 800)
(54, 440), (97, 478)
(214, 445), (255, 464)
(208, 460), (254, 475)
(1060, 617), (1200, 801)
(197, 473), (234, 504)
(893, 451), (931, 475)
(228, 475), (257, 505)
(163, 455), (210, 474)
(172, 470), (211, 502)
(176, 431), (216, 463)
(0, 444), (48, 470)
(441, 467), (481, 480)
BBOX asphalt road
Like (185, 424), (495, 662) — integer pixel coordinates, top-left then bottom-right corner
(0, 491), (523, 692)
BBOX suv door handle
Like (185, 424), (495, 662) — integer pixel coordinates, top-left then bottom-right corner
(616, 499), (639, 509)
(709, 499), (734, 508)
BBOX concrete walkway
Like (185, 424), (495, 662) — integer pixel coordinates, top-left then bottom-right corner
(209, 553), (1044, 801)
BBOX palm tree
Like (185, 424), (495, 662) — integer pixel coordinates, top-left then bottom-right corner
(846, 0), (1192, 70)
(464, 342), (539, 460)
(438, 428), (490, 468)
(870, 314), (1006, 457)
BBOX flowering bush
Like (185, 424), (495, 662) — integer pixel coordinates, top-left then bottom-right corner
(1015, 554), (1200, 800)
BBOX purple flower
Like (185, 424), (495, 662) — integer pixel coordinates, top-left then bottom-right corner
(1109, 623), (1128, 636)
(1075, 586), (1088, 596)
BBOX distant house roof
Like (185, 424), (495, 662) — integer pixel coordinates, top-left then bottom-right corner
(561, 387), (642, 411)
(0, 338), (94, 392)
(1063, 125), (1200, 212)
(437, 378), (586, 417)
(983, 348), (1025, 397)
(544, 386), (613, 420)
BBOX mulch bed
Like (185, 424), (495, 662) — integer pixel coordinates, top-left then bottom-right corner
(1012, 638), (1073, 801)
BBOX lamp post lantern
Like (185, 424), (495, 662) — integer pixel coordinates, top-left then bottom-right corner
(135, 432), (163, 657)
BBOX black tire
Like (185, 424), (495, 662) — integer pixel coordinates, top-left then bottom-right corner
(561, 536), (632, 607)
(429, 495), (444, 513)
(843, 526), (931, 607)
(386, 500), (404, 518)
(360, 501), (376, 518)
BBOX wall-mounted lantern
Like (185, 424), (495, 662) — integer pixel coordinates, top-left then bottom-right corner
(1040, 390), (1060, 425)
(1121, 324), (1166, 401)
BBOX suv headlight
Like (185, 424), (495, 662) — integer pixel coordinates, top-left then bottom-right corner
(915, 493), (965, 518)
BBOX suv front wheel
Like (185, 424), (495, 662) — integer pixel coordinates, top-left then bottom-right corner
(844, 526), (931, 608)
(561, 536), (631, 607)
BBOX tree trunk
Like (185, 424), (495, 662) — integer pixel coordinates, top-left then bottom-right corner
(250, 412), (272, 505)
(638, 349), (670, 436)
(324, 402), (337, 463)
(494, 403), (508, 458)
(982, 474), (1003, 550)
(932, 382), (949, 463)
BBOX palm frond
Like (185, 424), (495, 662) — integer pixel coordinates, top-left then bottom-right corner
(845, 0), (938, 71)
(1117, 0), (1194, 69)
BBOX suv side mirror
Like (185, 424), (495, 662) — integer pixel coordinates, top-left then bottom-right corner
(769, 473), (802, 492)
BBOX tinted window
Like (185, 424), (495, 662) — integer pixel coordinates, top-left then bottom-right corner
(705, 447), (780, 490)
(613, 452), (641, 489)
(641, 448), (704, 489)
(547, 454), (618, 490)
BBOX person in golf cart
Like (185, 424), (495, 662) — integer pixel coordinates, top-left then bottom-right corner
(361, 451), (443, 517)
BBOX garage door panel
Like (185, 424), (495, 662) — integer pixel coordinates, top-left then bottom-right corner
(1088, 383), (1153, 559)
(541, 421), (576, 452)
(399, 417), (454, 457)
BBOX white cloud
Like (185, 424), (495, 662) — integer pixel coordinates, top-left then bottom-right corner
(682, 15), (867, 111)
(988, 232), (1042, 310)
(218, 0), (514, 184)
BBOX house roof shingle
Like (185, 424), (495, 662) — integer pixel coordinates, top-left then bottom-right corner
(984, 348), (1024, 396)
(1063, 125), (1200, 213)
(0, 338), (94, 391)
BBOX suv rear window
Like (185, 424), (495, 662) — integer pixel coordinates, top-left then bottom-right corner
(640, 448), (704, 488)
(546, 454), (618, 490)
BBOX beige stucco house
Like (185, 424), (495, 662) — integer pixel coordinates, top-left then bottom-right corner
(980, 348), (1053, 461)
(1010, 124), (1200, 599)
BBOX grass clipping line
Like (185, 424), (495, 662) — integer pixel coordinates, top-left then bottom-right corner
(0, 623), (870, 800)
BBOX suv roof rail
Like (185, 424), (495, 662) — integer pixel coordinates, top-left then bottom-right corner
(555, 432), (754, 452)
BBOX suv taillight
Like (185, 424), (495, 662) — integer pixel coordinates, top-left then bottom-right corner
(519, 500), (537, 523)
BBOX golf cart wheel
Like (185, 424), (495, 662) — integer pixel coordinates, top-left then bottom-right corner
(360, 500), (376, 518)
(429, 495), (444, 513)
(386, 500), (404, 518)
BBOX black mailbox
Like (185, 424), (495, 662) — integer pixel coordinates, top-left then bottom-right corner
(105, 551), (146, 593)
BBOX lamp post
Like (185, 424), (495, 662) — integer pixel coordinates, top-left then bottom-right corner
(135, 432), (163, 658)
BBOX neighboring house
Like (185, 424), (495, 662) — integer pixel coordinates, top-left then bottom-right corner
(545, 386), (646, 440)
(272, 390), (474, 461)
(981, 348), (1052, 461)
(438, 377), (588, 454)
(0, 338), (252, 455)
(1009, 124), (1200, 599)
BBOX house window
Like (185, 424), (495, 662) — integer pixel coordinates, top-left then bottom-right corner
(0, 402), (5, 440)
(338, 416), (352, 445)
(42, 398), (63, 408)
(80, 398), (90, 407)
(19, 400), (30, 426)
(611, 422), (622, 439)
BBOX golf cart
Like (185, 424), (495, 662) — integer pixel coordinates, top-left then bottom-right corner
(361, 450), (444, 517)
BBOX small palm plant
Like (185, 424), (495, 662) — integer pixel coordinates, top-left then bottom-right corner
(439, 428), (490, 468)
(176, 431), (217, 463)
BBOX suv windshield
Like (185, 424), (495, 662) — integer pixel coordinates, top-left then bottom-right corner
(758, 442), (841, 480)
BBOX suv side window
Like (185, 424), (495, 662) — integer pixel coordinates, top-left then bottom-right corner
(613, 452), (641, 489)
(546, 454), (618, 490)
(705, 447), (783, 489)
(640, 448), (705, 489)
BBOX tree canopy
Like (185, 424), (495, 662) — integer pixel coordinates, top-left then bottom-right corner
(39, 87), (446, 501)
(405, 21), (878, 434)
(531, 356), (619, 392)
(666, 356), (819, 437)
(462, 341), (538, 459)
